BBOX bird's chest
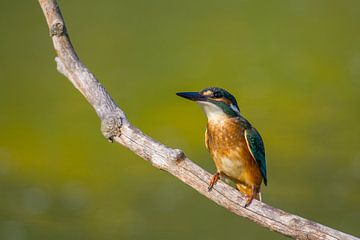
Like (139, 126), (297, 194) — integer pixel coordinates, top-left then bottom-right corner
(206, 118), (251, 179)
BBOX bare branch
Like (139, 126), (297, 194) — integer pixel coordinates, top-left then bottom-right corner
(38, 1), (358, 239)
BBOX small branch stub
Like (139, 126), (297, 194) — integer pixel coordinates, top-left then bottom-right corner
(101, 113), (123, 142)
(173, 149), (186, 163)
(50, 22), (66, 36)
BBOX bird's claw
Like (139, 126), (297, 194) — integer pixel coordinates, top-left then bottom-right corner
(243, 186), (256, 208)
(208, 172), (220, 192)
(244, 197), (253, 208)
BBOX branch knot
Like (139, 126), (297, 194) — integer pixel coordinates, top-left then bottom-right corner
(173, 149), (185, 163)
(50, 22), (66, 36)
(101, 111), (123, 142)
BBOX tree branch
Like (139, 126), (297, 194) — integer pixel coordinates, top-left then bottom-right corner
(38, 1), (358, 239)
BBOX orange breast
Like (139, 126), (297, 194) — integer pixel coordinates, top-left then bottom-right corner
(206, 117), (262, 187)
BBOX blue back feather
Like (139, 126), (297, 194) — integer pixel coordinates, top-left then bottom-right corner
(245, 128), (267, 185)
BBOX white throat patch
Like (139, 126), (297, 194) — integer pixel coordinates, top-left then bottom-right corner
(197, 101), (227, 120)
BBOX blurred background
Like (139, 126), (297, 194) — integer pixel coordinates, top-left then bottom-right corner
(0, 0), (359, 239)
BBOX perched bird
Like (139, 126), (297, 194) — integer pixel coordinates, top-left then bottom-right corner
(176, 87), (267, 207)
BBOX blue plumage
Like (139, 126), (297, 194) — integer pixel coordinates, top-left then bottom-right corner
(245, 128), (267, 185)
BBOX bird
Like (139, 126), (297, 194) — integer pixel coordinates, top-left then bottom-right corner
(176, 87), (267, 207)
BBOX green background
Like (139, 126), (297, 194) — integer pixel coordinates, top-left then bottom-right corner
(0, 0), (359, 239)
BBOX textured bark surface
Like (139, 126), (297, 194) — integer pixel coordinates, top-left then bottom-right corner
(38, 1), (359, 239)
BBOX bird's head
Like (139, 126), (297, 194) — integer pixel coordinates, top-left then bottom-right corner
(176, 87), (240, 120)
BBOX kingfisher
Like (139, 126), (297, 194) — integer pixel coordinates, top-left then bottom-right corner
(176, 87), (267, 207)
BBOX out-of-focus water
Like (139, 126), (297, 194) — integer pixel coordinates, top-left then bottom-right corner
(0, 0), (359, 239)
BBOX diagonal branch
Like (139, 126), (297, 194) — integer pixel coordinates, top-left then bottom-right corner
(38, 1), (358, 239)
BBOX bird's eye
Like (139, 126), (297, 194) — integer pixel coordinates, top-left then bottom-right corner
(213, 92), (222, 98)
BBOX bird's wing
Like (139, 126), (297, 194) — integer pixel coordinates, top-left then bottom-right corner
(244, 128), (267, 185)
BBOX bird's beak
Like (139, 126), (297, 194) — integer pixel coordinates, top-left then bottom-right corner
(176, 92), (207, 101)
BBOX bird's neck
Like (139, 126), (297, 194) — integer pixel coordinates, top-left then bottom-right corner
(198, 101), (232, 121)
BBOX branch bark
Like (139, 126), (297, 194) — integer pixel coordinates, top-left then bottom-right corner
(38, 1), (358, 239)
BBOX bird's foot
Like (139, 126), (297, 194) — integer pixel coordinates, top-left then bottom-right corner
(244, 196), (254, 208)
(208, 172), (220, 191)
(243, 186), (256, 208)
